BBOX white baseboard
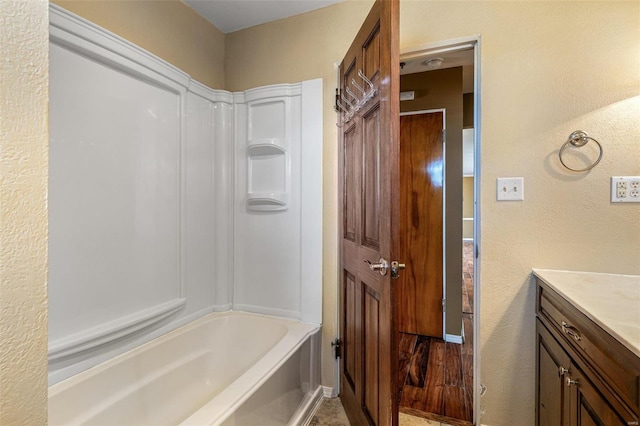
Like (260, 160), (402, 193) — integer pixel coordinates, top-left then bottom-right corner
(445, 333), (463, 344)
(322, 386), (337, 398)
(294, 385), (324, 426)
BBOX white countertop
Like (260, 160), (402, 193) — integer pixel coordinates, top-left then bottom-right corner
(533, 269), (640, 358)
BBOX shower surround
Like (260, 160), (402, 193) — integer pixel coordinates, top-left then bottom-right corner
(48, 5), (322, 424)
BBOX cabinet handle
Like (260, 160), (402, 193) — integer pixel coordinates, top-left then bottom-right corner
(558, 366), (569, 376)
(566, 377), (578, 387)
(561, 321), (582, 341)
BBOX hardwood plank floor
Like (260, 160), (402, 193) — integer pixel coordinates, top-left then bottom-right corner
(398, 241), (474, 425)
(462, 241), (473, 315)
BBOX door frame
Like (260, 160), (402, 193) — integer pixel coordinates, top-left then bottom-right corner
(399, 35), (482, 425)
(398, 108), (447, 339)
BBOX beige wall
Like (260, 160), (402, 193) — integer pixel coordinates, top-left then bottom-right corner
(227, 1), (640, 424)
(400, 68), (464, 337)
(463, 177), (474, 239)
(52, 0), (226, 89)
(0, 1), (49, 424)
(2, 0), (638, 424)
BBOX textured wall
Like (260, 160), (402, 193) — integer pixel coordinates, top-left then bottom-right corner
(52, 0), (226, 89)
(0, 1), (49, 424)
(226, 1), (640, 424)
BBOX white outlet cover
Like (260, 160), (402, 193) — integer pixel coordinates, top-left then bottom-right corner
(497, 177), (524, 201)
(611, 176), (640, 203)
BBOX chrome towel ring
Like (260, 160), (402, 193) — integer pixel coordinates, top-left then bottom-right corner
(559, 130), (603, 172)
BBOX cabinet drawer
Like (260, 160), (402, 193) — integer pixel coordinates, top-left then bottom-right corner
(537, 282), (640, 413)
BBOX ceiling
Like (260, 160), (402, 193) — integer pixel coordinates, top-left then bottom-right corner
(400, 48), (474, 76)
(184, 0), (345, 34)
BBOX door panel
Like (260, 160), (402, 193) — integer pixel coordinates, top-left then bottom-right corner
(344, 124), (358, 242)
(344, 271), (357, 389)
(571, 366), (630, 426)
(536, 320), (571, 426)
(397, 112), (444, 337)
(364, 286), (381, 424)
(338, 0), (399, 425)
(362, 105), (381, 250)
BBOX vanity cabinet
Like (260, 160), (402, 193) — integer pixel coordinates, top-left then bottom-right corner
(535, 276), (640, 426)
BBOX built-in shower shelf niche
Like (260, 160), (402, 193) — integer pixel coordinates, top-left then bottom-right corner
(247, 192), (288, 211)
(246, 98), (291, 212)
(247, 138), (286, 155)
(247, 138), (288, 211)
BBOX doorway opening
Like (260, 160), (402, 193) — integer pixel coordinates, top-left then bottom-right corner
(395, 40), (479, 426)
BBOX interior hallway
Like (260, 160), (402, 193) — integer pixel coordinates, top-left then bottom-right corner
(396, 241), (475, 425)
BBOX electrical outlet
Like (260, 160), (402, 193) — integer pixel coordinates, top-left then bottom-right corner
(611, 176), (640, 203)
(497, 177), (524, 201)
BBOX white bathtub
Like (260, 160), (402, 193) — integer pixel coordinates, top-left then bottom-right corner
(48, 311), (322, 425)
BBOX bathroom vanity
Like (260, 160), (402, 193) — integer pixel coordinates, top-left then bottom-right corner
(534, 269), (640, 426)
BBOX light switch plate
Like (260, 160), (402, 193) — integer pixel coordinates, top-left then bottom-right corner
(497, 177), (524, 201)
(400, 91), (415, 101)
(611, 176), (640, 203)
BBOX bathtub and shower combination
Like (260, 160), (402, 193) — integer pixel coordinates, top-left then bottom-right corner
(49, 312), (321, 425)
(48, 5), (324, 425)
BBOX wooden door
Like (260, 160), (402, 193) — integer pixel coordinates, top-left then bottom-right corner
(338, 0), (400, 425)
(397, 112), (444, 337)
(536, 320), (571, 426)
(569, 366), (633, 426)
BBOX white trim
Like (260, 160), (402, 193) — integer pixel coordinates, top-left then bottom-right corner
(332, 63), (342, 400)
(323, 386), (337, 398)
(399, 108), (445, 117)
(48, 298), (186, 362)
(49, 5), (189, 88)
(300, 79), (324, 325)
(445, 334), (463, 344)
(188, 79), (234, 104)
(400, 36), (479, 62)
(243, 82), (303, 102)
(473, 36), (482, 426)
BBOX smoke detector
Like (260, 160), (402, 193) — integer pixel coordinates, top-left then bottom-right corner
(424, 57), (444, 69)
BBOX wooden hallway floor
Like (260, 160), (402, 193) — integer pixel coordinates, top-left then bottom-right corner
(397, 241), (475, 425)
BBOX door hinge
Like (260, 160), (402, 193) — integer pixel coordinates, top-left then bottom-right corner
(442, 298), (446, 312)
(475, 244), (479, 259)
(331, 338), (342, 360)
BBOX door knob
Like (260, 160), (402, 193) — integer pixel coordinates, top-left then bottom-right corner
(365, 258), (388, 276)
(391, 261), (406, 279)
(566, 377), (578, 387)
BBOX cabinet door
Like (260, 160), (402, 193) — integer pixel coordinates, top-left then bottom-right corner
(569, 366), (637, 426)
(537, 320), (571, 426)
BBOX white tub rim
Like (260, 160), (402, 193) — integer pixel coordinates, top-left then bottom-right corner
(48, 310), (320, 426)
